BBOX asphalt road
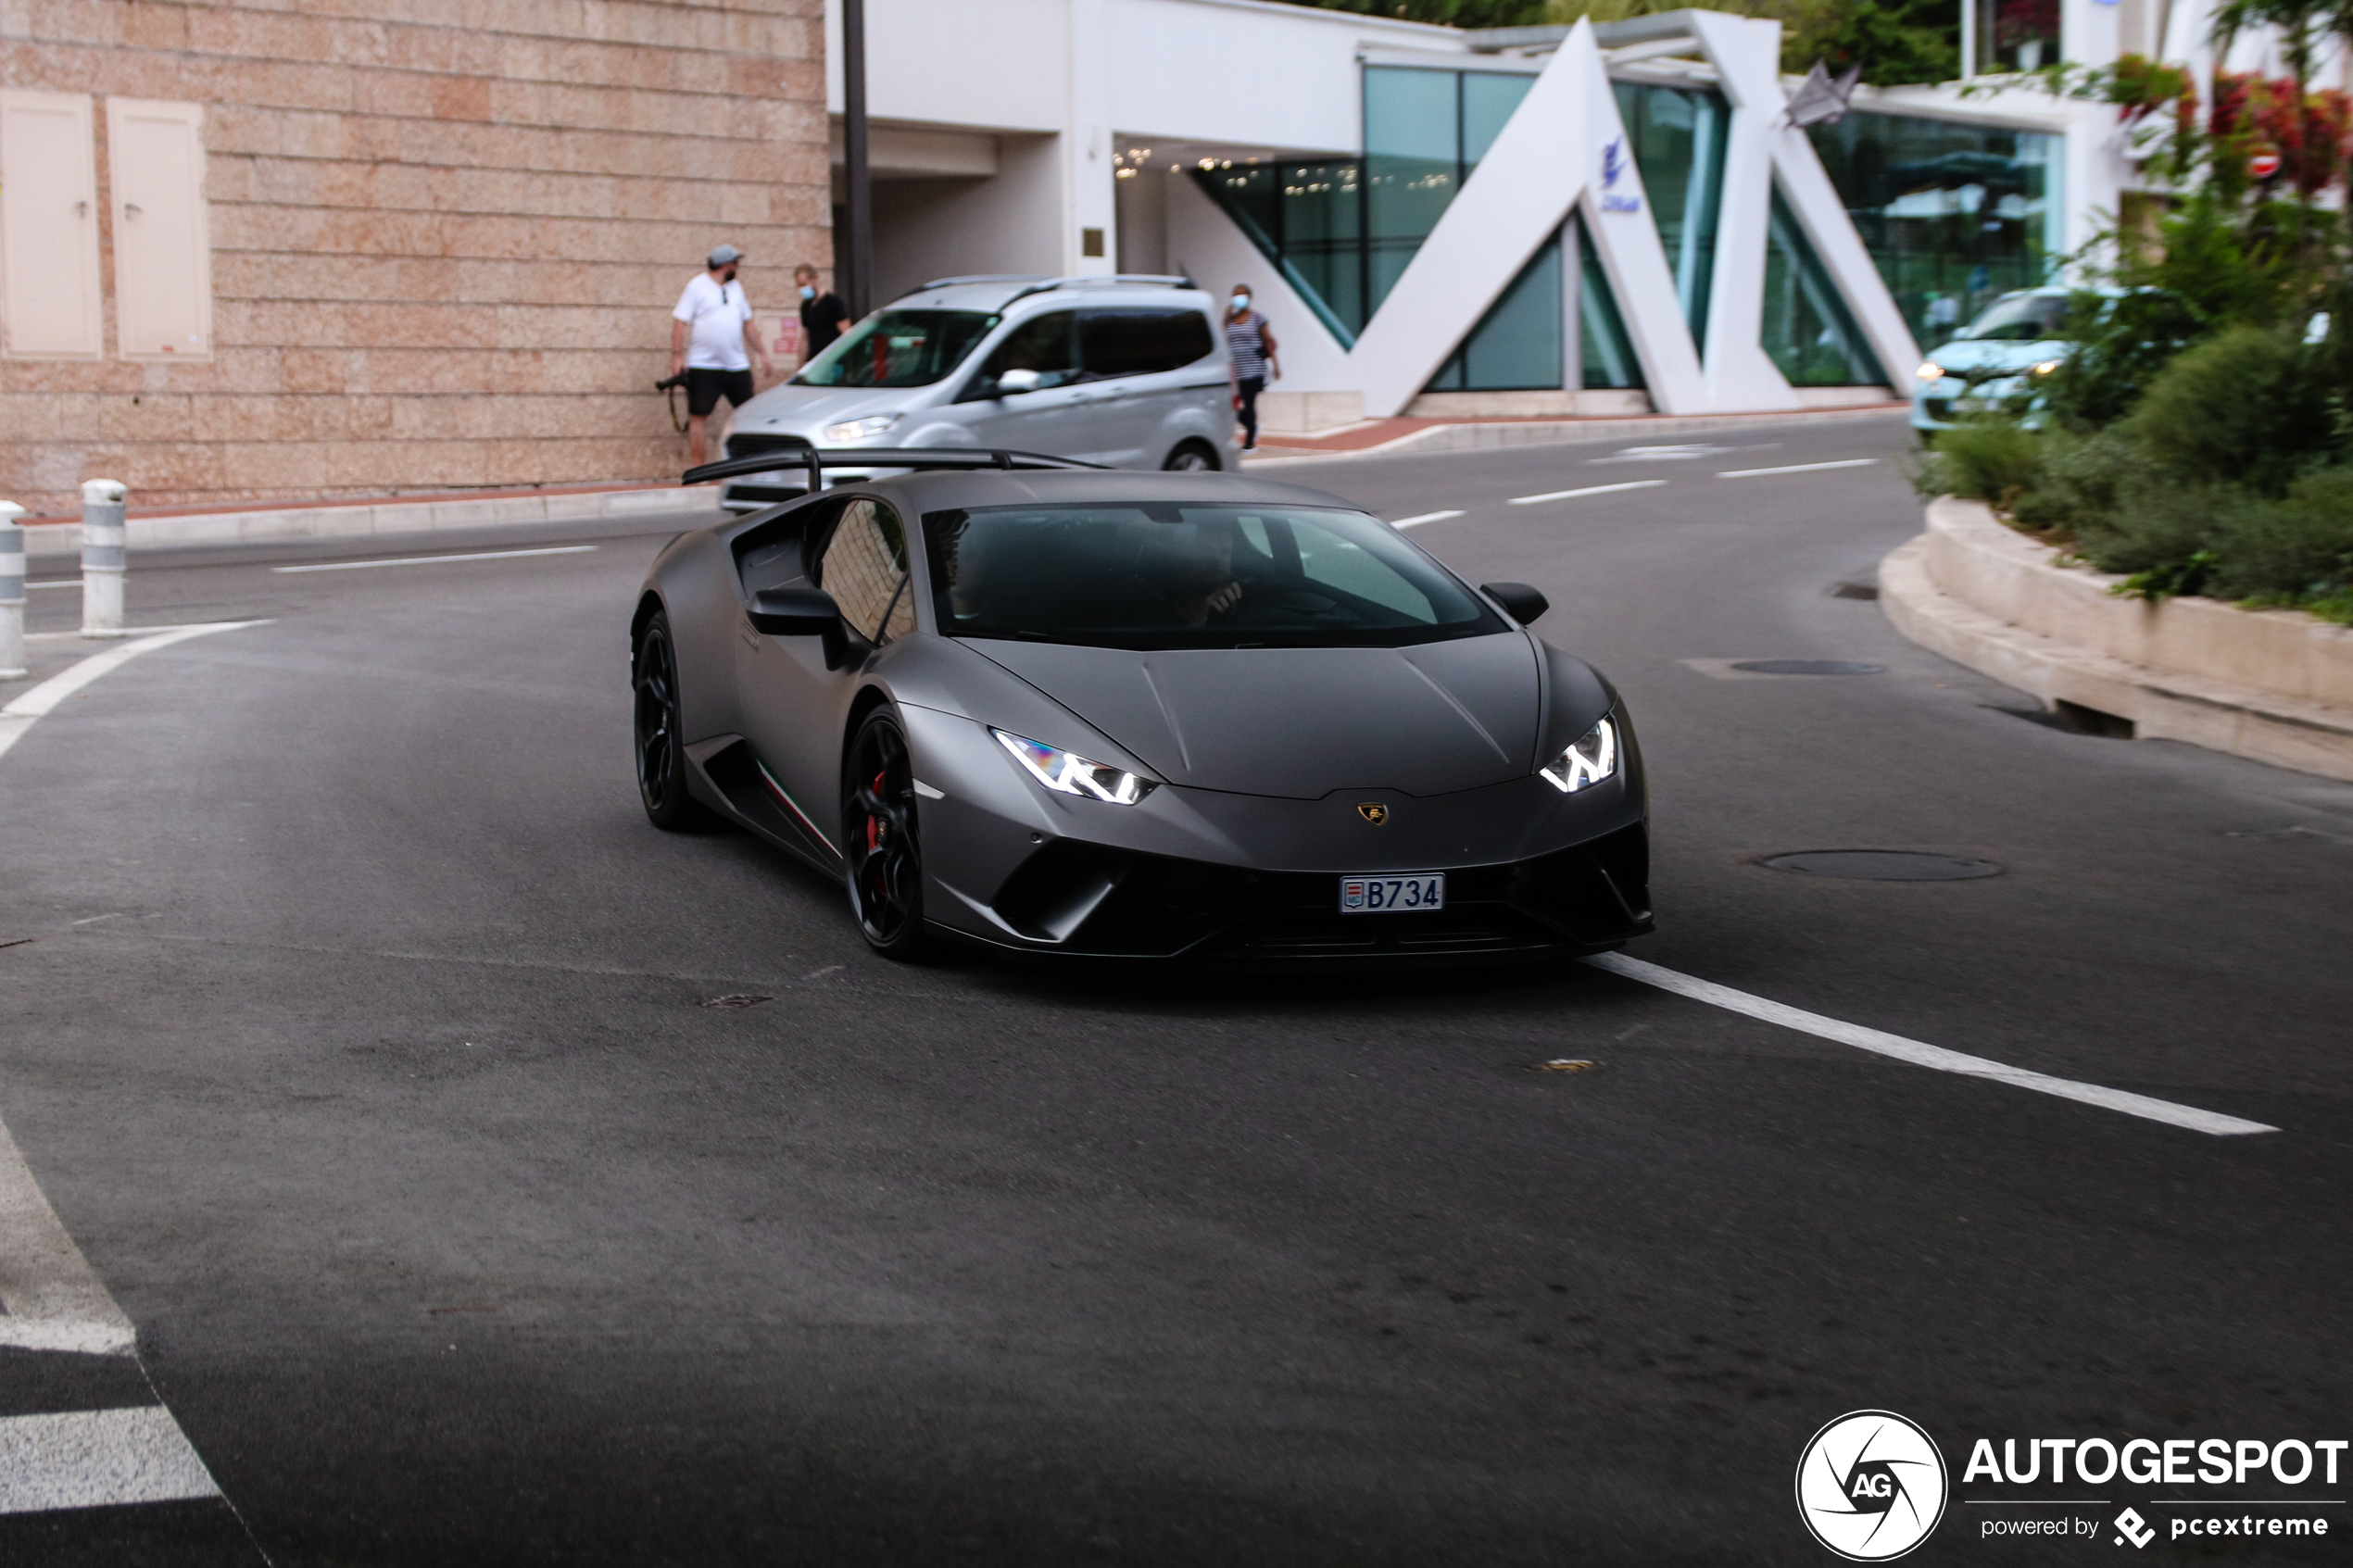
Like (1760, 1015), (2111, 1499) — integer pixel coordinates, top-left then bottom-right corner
(1, 414), (2347, 1565)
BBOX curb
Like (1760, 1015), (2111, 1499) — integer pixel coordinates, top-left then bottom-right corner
(1243, 402), (1911, 464)
(21, 483), (722, 558)
(1879, 515), (2353, 784)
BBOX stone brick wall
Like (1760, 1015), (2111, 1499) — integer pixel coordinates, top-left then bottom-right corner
(1, 0), (827, 514)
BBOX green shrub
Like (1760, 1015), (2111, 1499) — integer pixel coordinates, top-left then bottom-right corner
(2121, 325), (2339, 495)
(1916, 417), (2044, 508)
(2209, 466), (2353, 600)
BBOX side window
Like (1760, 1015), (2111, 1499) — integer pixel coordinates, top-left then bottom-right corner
(975, 310), (1078, 390)
(1079, 309), (1214, 380)
(815, 498), (916, 644)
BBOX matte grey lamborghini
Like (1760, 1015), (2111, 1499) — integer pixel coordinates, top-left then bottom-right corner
(630, 450), (1651, 964)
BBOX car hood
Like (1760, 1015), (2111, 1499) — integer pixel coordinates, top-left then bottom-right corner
(1923, 338), (2068, 375)
(729, 382), (923, 430)
(968, 635), (1542, 799)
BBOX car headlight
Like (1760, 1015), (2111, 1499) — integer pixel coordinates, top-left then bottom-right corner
(992, 729), (1156, 805)
(824, 412), (902, 443)
(2029, 358), (2062, 377)
(1916, 360), (1945, 382)
(1538, 717), (1617, 795)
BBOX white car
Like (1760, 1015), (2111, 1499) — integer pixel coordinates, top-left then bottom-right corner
(1911, 288), (2074, 433)
(716, 275), (1238, 512)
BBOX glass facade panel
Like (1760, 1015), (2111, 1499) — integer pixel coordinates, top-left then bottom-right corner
(1977, 0), (2060, 73)
(1577, 222), (1644, 390)
(1611, 82), (1729, 350)
(1462, 71), (1535, 172)
(1428, 233), (1564, 392)
(1806, 109), (2059, 347)
(1762, 188), (1885, 385)
(1365, 68), (1461, 315)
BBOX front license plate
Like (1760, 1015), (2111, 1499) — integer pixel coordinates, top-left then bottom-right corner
(1339, 872), (1446, 913)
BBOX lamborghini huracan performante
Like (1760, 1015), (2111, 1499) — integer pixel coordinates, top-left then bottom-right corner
(630, 450), (1652, 964)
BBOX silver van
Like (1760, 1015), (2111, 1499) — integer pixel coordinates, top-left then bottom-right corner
(716, 274), (1236, 512)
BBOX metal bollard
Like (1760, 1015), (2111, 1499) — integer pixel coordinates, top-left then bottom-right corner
(81, 478), (127, 639)
(0, 501), (24, 680)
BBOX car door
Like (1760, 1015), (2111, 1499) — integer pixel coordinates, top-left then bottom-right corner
(1076, 308), (1217, 467)
(948, 309), (1101, 458)
(735, 494), (919, 859)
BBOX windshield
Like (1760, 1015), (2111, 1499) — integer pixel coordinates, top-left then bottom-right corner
(794, 309), (998, 389)
(924, 504), (1504, 650)
(1958, 294), (2069, 342)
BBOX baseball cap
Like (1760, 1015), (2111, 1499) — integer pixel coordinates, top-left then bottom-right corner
(708, 244), (745, 267)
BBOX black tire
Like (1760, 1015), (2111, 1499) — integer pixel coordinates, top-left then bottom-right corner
(633, 611), (715, 832)
(1163, 440), (1221, 471)
(842, 708), (937, 961)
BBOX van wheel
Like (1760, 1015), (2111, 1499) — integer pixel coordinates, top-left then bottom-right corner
(1163, 441), (1220, 472)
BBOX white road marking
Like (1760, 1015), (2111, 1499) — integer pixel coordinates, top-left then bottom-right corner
(1390, 509), (1464, 529)
(0, 622), (269, 765)
(1716, 458), (1879, 478)
(271, 544), (598, 573)
(26, 580), (80, 590)
(1580, 952), (2277, 1137)
(0, 1409), (221, 1514)
(0, 1115), (137, 1355)
(1505, 480), (1667, 506)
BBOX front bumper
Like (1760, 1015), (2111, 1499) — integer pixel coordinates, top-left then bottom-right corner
(901, 705), (1651, 966)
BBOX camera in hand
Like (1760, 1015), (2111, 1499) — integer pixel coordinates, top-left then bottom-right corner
(654, 371), (690, 392)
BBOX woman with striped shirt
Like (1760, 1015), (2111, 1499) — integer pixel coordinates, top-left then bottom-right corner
(1225, 284), (1281, 453)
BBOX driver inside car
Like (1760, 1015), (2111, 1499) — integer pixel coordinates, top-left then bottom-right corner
(1134, 520), (1245, 626)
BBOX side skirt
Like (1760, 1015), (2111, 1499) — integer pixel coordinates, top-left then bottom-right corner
(686, 734), (846, 880)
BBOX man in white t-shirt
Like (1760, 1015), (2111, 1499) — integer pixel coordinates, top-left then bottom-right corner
(670, 244), (774, 468)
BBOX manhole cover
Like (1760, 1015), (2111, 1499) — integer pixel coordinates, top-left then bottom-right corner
(1764, 851), (2000, 882)
(1730, 659), (1885, 675)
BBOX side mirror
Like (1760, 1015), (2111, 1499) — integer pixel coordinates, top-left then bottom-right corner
(1481, 582), (1550, 625)
(994, 367), (1042, 395)
(749, 586), (841, 637)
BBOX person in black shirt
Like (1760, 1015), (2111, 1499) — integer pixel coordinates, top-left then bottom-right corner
(796, 265), (849, 362)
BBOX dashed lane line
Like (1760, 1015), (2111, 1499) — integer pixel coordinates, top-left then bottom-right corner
(1390, 510), (1465, 530)
(1716, 458), (1880, 478)
(1580, 952), (2277, 1137)
(270, 544), (598, 573)
(0, 1408), (222, 1514)
(1505, 480), (1667, 506)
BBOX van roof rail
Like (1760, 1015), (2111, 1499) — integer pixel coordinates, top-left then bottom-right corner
(684, 446), (1112, 491)
(998, 273), (1197, 307)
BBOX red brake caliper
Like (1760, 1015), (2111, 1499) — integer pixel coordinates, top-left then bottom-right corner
(866, 770), (887, 851)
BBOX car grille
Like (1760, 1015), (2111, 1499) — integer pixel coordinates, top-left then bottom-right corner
(724, 432), (812, 459)
(985, 823), (1652, 963)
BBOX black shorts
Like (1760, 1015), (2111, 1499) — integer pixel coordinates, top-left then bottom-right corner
(686, 367), (754, 417)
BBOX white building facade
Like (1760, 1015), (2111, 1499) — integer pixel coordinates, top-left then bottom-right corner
(823, 0), (2252, 429)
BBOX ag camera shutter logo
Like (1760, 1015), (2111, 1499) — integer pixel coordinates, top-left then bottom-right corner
(1796, 1410), (1949, 1561)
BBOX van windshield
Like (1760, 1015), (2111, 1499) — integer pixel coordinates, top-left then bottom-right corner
(794, 310), (999, 389)
(924, 504), (1504, 650)
(1958, 295), (2070, 342)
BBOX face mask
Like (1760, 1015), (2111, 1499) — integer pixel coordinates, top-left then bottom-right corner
(799, 284), (816, 300)
(1231, 295), (1251, 313)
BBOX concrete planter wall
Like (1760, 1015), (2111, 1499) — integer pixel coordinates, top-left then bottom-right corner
(1881, 497), (2353, 782)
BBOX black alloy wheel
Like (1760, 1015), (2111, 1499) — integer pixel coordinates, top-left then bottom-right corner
(633, 612), (711, 832)
(1163, 440), (1220, 471)
(843, 708), (935, 960)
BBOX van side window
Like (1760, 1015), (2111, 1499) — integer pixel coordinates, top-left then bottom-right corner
(815, 498), (917, 645)
(1079, 309), (1215, 379)
(975, 310), (1078, 391)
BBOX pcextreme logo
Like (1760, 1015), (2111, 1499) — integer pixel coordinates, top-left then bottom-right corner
(1796, 1411), (1951, 1561)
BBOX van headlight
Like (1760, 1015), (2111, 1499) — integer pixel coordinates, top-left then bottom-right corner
(992, 730), (1156, 805)
(1538, 717), (1617, 794)
(824, 413), (902, 443)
